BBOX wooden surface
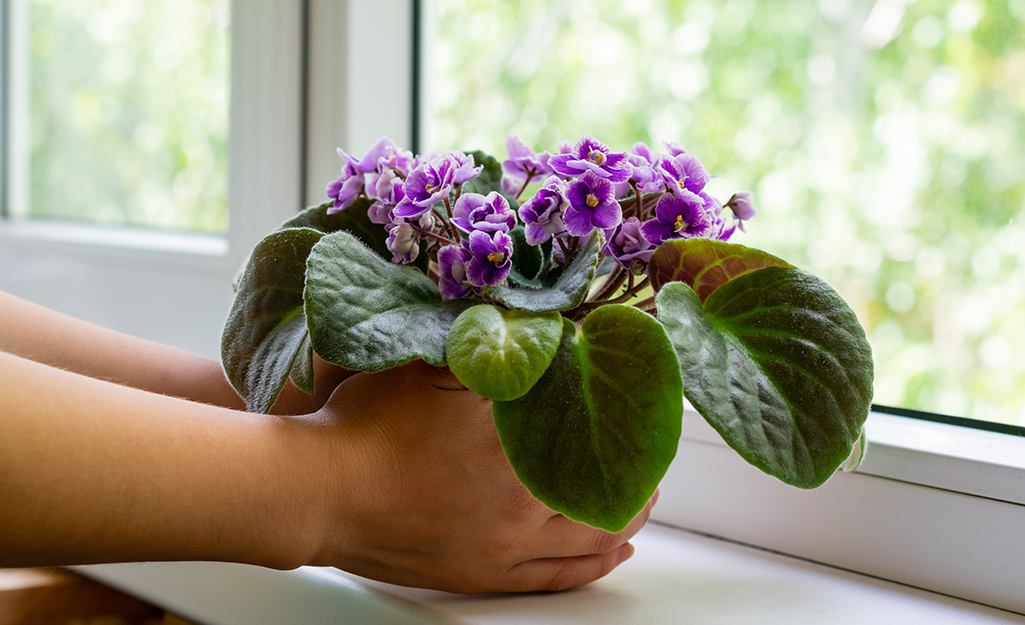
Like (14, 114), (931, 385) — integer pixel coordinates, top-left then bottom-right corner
(0, 568), (199, 625)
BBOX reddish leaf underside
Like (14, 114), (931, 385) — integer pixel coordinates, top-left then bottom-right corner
(649, 239), (792, 302)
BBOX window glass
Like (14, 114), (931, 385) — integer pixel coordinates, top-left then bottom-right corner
(13, 0), (229, 232)
(427, 0), (1025, 426)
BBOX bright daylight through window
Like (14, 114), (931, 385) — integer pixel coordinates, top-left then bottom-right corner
(5, 0), (229, 233)
(426, 0), (1025, 427)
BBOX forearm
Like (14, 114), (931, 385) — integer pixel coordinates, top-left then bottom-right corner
(0, 351), (326, 569)
(0, 290), (244, 409)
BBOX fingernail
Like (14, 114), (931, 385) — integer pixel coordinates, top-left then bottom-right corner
(618, 543), (635, 564)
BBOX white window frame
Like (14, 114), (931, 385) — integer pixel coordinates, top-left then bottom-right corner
(20, 0), (1019, 617)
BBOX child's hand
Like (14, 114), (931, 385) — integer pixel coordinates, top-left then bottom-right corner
(296, 360), (655, 593)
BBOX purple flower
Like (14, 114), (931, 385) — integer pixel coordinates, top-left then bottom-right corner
(724, 190), (757, 233)
(614, 151), (663, 198)
(502, 134), (552, 182)
(452, 191), (517, 234)
(392, 152), (483, 220)
(630, 142), (656, 163)
(438, 244), (474, 300)
(385, 212), (434, 264)
(663, 141), (687, 156)
(656, 152), (712, 201)
(519, 175), (569, 245)
(602, 216), (657, 269)
(548, 135), (630, 184)
(446, 151), (484, 184)
(393, 159), (456, 219)
(364, 141), (417, 203)
(326, 148), (365, 213)
(640, 191), (718, 245)
(466, 230), (513, 287)
(564, 171), (622, 236)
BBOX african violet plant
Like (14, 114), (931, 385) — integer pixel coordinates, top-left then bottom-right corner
(222, 134), (874, 533)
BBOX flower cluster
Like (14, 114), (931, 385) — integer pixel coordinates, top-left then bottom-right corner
(326, 134), (756, 301)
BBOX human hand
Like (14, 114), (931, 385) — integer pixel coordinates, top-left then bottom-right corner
(270, 353), (358, 416)
(295, 361), (656, 593)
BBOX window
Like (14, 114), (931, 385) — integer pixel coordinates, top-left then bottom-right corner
(0, 0), (308, 357)
(416, 0), (1025, 613)
(6, 0), (229, 233)
(424, 0), (1025, 429)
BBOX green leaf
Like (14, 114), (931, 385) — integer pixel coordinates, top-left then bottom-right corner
(446, 305), (562, 401)
(507, 227), (545, 287)
(221, 227), (324, 413)
(488, 231), (603, 312)
(649, 238), (791, 301)
(493, 307), (684, 532)
(656, 268), (874, 488)
(305, 231), (475, 371)
(289, 333), (315, 394)
(281, 198), (390, 259)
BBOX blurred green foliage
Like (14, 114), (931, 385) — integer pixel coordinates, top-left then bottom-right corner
(430, 0), (1025, 425)
(26, 0), (229, 232)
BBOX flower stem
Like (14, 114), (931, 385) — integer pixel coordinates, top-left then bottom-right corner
(434, 206), (461, 244)
(424, 230), (456, 246)
(590, 264), (627, 302)
(556, 236), (572, 263)
(515, 169), (537, 201)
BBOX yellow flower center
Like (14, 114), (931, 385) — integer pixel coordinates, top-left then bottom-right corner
(588, 150), (607, 166)
(674, 215), (685, 230)
(425, 183), (434, 194)
(678, 180), (687, 189)
(586, 193), (599, 208)
(487, 251), (506, 264)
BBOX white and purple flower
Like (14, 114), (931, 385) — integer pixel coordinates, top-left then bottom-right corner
(640, 191), (719, 245)
(326, 148), (365, 213)
(393, 152), (482, 220)
(466, 230), (514, 287)
(602, 217), (657, 269)
(438, 244), (474, 300)
(549, 135), (631, 184)
(564, 171), (622, 236)
(502, 134), (553, 183)
(656, 152), (712, 201)
(519, 176), (569, 245)
(451, 191), (517, 235)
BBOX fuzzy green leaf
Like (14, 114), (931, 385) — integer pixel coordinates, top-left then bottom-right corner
(656, 268), (874, 488)
(447, 305), (562, 401)
(305, 231), (475, 371)
(221, 227), (324, 413)
(488, 231), (603, 312)
(493, 307), (684, 532)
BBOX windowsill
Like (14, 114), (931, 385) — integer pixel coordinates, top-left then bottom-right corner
(76, 523), (1024, 624)
(0, 219), (230, 257)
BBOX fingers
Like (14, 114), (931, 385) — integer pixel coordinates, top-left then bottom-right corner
(492, 543), (636, 593)
(529, 489), (658, 560)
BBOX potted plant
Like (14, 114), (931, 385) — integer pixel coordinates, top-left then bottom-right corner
(221, 134), (874, 532)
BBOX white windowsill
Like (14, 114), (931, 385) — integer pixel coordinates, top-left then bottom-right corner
(77, 523), (1024, 625)
(0, 219), (229, 257)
